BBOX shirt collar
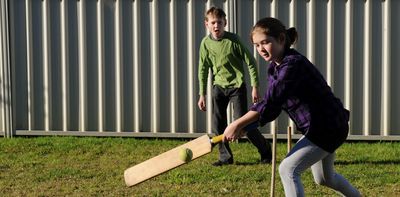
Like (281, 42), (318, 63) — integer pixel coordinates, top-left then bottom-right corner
(209, 31), (226, 41)
(268, 48), (296, 75)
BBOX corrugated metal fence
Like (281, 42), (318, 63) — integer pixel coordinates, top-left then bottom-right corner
(1, 0), (400, 140)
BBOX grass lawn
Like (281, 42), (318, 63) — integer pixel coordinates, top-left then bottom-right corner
(1, 136), (399, 196)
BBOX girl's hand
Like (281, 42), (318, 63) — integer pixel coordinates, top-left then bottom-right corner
(223, 123), (241, 142)
(223, 111), (261, 142)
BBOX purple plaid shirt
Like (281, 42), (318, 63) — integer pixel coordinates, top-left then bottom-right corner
(250, 49), (349, 152)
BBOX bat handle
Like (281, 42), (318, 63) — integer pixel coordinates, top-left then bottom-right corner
(210, 122), (258, 144)
(211, 134), (224, 144)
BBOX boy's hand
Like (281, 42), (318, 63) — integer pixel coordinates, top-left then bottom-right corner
(252, 87), (259, 104)
(198, 95), (206, 111)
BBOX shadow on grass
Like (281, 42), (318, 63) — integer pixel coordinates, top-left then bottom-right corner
(234, 161), (267, 166)
(235, 159), (400, 166)
(335, 159), (400, 165)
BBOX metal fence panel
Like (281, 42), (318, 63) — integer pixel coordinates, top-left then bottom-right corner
(1, 0), (400, 139)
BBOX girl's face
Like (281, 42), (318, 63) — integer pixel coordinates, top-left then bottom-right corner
(252, 30), (285, 64)
(205, 15), (226, 40)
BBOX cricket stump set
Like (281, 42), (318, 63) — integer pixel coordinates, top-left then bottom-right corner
(270, 126), (292, 197)
(124, 125), (294, 197)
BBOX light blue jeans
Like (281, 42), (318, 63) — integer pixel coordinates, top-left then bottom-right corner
(279, 136), (361, 197)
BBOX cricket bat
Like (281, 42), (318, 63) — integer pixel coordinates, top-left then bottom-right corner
(124, 134), (223, 187)
(124, 122), (259, 187)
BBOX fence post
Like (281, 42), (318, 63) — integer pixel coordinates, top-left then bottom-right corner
(0, 0), (14, 138)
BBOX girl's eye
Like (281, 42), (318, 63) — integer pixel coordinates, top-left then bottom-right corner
(261, 40), (270, 45)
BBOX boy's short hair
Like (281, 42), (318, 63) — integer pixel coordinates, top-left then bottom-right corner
(205, 7), (226, 21)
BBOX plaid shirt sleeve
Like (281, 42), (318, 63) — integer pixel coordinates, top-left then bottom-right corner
(250, 56), (303, 126)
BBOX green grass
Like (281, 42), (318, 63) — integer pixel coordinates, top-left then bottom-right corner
(0, 136), (399, 196)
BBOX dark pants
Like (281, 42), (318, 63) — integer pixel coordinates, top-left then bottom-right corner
(212, 85), (271, 162)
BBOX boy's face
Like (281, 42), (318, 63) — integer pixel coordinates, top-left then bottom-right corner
(252, 30), (285, 64)
(204, 15), (226, 40)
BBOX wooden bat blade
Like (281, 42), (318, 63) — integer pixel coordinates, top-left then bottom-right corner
(124, 135), (213, 187)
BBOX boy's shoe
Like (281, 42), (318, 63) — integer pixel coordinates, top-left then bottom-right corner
(260, 157), (272, 164)
(212, 159), (234, 166)
(260, 154), (272, 164)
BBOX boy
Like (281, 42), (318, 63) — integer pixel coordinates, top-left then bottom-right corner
(197, 7), (271, 166)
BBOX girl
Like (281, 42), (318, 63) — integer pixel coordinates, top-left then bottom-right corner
(222, 17), (361, 197)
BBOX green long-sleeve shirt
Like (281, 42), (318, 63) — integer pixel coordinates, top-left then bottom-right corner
(198, 31), (259, 95)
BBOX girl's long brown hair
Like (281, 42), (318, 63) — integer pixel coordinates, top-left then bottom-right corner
(251, 17), (298, 49)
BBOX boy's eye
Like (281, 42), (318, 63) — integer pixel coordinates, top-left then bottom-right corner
(212, 21), (222, 25)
